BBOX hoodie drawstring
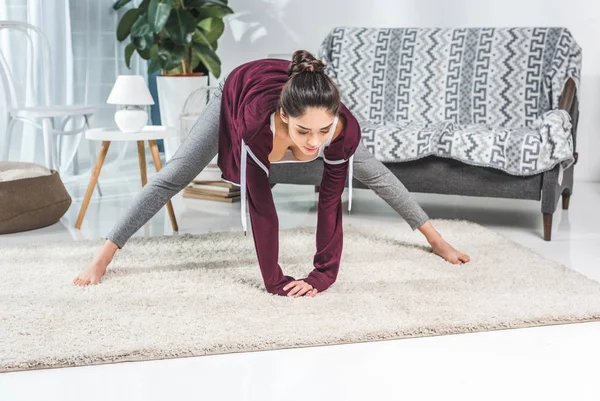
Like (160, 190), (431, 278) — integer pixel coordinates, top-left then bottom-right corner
(240, 139), (248, 235)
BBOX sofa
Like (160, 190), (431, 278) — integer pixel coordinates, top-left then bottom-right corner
(268, 27), (582, 241)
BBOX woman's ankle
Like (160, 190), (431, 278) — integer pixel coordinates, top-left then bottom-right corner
(96, 240), (119, 265)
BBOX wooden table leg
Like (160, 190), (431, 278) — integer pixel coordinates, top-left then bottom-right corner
(75, 141), (111, 229)
(137, 141), (147, 186)
(148, 139), (179, 232)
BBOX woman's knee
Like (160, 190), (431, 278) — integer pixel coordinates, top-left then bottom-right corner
(352, 155), (390, 184)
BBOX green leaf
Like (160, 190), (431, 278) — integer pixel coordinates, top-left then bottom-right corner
(195, 5), (233, 19)
(192, 28), (211, 47)
(141, 0), (151, 11)
(193, 43), (221, 77)
(138, 45), (152, 60)
(132, 28), (154, 53)
(125, 43), (136, 68)
(156, 40), (186, 71)
(116, 8), (140, 41)
(190, 2), (233, 16)
(188, 41), (205, 70)
(164, 8), (196, 45)
(197, 17), (224, 43)
(148, 0), (172, 33)
(131, 14), (152, 38)
(189, 54), (201, 71)
(149, 44), (159, 58)
(188, 0), (229, 7)
(148, 58), (162, 74)
(112, 0), (132, 10)
(166, 64), (184, 75)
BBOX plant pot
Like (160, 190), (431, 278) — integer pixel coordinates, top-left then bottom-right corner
(156, 74), (209, 161)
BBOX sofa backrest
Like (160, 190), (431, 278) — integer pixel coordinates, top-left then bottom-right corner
(318, 27), (581, 128)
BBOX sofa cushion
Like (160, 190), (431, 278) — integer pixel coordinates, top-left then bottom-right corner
(359, 109), (574, 175)
(0, 162), (72, 234)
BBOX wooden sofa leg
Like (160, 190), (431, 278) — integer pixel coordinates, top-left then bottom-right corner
(314, 186), (320, 193)
(562, 194), (570, 210)
(543, 213), (553, 241)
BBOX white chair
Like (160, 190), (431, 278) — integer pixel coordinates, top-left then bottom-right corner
(0, 20), (97, 177)
(179, 85), (219, 141)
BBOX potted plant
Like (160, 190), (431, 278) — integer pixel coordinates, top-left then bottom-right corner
(112, 0), (233, 159)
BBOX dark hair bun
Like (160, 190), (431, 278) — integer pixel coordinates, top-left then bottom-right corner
(288, 50), (325, 76)
(280, 49), (340, 118)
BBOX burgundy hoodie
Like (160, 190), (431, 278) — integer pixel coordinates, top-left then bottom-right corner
(217, 58), (361, 296)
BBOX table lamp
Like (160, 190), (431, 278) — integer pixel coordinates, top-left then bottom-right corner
(107, 75), (155, 133)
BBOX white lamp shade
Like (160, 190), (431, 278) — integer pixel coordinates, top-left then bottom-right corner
(107, 75), (155, 105)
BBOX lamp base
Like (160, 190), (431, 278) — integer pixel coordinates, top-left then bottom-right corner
(115, 109), (148, 133)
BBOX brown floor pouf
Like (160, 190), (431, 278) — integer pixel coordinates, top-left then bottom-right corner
(0, 162), (72, 234)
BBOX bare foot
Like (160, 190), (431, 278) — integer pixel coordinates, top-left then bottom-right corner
(73, 240), (118, 287)
(73, 261), (107, 286)
(429, 238), (470, 264)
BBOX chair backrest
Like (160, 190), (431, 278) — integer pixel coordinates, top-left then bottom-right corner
(318, 27), (581, 128)
(0, 20), (53, 110)
(180, 85), (219, 139)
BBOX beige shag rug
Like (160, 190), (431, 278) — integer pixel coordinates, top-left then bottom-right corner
(2, 219), (600, 372)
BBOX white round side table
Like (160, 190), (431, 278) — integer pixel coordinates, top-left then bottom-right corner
(75, 126), (179, 231)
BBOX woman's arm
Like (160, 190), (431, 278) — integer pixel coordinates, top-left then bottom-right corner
(301, 160), (348, 292)
(299, 110), (356, 293)
(245, 157), (297, 295)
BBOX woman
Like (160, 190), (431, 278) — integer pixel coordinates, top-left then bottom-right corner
(74, 51), (470, 297)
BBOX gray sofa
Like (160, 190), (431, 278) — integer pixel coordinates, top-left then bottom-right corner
(269, 27), (581, 241)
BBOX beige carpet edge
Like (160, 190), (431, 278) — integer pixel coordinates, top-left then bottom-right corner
(3, 314), (600, 374)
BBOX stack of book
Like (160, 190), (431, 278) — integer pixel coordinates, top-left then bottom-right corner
(183, 156), (240, 202)
(183, 180), (240, 203)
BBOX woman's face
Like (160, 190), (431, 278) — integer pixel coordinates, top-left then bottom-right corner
(280, 107), (335, 156)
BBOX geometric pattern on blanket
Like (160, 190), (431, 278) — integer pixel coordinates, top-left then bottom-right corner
(361, 109), (574, 175)
(318, 27), (582, 175)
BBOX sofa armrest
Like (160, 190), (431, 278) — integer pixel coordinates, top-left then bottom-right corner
(540, 77), (579, 220)
(558, 77), (579, 162)
(558, 77), (576, 111)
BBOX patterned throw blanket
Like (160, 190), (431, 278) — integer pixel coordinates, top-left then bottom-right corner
(318, 27), (582, 175)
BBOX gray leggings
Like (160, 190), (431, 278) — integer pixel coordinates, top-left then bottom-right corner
(106, 93), (429, 249)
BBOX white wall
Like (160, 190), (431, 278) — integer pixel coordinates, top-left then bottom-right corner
(220, 0), (600, 182)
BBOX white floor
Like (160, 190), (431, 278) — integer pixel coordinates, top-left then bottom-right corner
(1, 158), (599, 401)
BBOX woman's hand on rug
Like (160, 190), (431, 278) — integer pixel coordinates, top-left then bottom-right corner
(283, 280), (318, 298)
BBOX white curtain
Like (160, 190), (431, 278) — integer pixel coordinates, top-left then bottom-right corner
(0, 0), (147, 174)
